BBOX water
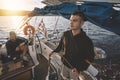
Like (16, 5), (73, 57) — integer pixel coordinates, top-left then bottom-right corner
(0, 16), (120, 63)
(0, 16), (25, 38)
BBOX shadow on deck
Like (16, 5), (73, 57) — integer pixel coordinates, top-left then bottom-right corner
(34, 54), (49, 80)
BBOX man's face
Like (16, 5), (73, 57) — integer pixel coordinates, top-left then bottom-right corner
(10, 32), (16, 41)
(70, 15), (84, 30)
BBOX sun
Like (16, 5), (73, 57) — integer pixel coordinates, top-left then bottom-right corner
(2, 0), (26, 10)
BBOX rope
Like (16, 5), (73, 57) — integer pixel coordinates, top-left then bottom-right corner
(53, 16), (60, 39)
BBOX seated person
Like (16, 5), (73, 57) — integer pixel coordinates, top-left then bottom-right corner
(6, 31), (28, 61)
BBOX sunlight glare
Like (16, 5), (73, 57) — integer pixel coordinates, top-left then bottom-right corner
(2, 0), (27, 10)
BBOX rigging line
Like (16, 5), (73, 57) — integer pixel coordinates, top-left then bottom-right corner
(53, 16), (60, 39)
(15, 16), (26, 34)
(15, 16), (24, 33)
(53, 16), (59, 31)
(17, 17), (32, 35)
(19, 16), (32, 29)
(34, 16), (38, 27)
(16, 16), (30, 33)
(15, 16), (23, 27)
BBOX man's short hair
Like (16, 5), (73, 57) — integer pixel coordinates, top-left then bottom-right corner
(10, 31), (16, 35)
(71, 11), (86, 21)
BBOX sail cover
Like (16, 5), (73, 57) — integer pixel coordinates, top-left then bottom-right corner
(30, 2), (120, 35)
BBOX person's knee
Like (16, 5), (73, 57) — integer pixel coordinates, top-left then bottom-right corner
(20, 45), (28, 51)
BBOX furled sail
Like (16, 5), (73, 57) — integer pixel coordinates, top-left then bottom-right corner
(30, 2), (120, 35)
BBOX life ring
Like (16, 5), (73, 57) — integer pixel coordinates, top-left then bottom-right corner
(23, 25), (35, 35)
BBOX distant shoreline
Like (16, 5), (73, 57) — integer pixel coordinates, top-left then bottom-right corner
(0, 9), (31, 16)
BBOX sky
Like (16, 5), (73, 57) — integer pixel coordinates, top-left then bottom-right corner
(0, 0), (119, 11)
(0, 0), (46, 11)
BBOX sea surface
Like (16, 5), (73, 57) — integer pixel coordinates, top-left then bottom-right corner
(0, 16), (120, 64)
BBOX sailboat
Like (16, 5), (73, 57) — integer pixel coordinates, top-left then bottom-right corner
(0, 0), (120, 80)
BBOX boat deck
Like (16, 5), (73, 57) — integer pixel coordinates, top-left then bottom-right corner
(34, 54), (49, 80)
(0, 54), (34, 80)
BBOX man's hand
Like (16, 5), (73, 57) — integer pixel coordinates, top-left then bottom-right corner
(16, 47), (20, 51)
(72, 68), (79, 78)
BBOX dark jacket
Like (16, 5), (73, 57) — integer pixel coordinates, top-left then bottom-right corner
(6, 38), (26, 59)
(53, 29), (95, 72)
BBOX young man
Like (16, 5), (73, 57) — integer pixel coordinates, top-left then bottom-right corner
(49, 11), (95, 80)
(6, 31), (28, 61)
